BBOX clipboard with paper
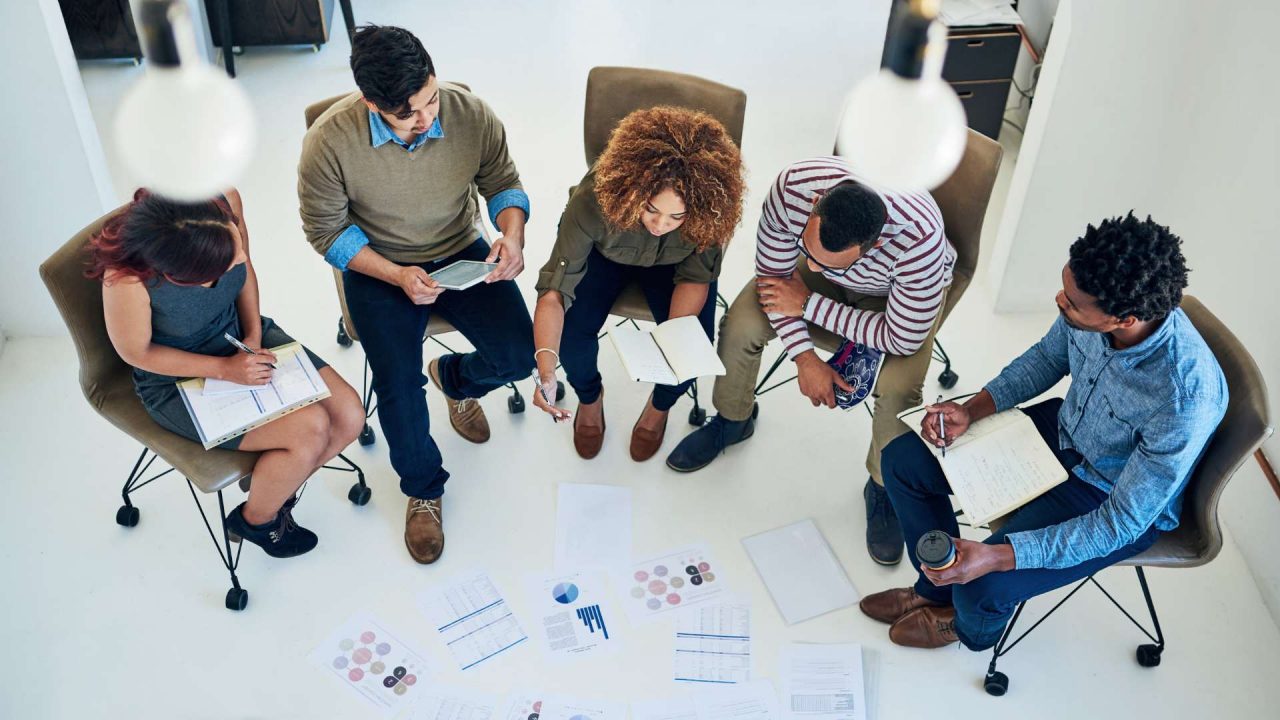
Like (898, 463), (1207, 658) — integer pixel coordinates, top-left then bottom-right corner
(897, 402), (1068, 526)
(177, 342), (330, 449)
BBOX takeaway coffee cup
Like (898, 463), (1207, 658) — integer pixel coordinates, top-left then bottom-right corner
(916, 530), (956, 570)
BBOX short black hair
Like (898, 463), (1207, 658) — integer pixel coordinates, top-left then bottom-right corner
(349, 25), (435, 115)
(1068, 212), (1188, 321)
(815, 183), (887, 253)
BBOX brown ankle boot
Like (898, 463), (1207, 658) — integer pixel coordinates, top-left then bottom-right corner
(405, 497), (445, 564)
(573, 396), (605, 459)
(629, 399), (668, 462)
(859, 586), (944, 624)
(889, 606), (959, 649)
(428, 357), (490, 443)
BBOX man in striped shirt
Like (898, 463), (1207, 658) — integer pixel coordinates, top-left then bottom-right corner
(667, 157), (956, 565)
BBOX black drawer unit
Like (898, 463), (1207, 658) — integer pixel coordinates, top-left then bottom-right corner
(941, 25), (1020, 139)
(952, 79), (1013, 140)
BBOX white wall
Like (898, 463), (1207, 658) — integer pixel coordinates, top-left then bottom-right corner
(989, 0), (1280, 619)
(0, 0), (116, 337)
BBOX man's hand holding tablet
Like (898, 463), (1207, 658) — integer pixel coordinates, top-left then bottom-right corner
(429, 260), (500, 291)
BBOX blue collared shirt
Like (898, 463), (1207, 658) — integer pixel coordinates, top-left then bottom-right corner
(321, 111), (531, 270)
(984, 309), (1228, 570)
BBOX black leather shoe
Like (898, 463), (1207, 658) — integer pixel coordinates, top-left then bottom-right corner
(864, 478), (904, 565)
(665, 406), (758, 473)
(226, 502), (318, 559)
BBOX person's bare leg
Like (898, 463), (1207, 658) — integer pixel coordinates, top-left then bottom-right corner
(311, 367), (365, 469)
(635, 397), (667, 432)
(576, 395), (604, 429)
(237, 405), (331, 525)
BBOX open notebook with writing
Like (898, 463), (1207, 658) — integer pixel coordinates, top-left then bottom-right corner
(896, 403), (1068, 526)
(177, 342), (330, 449)
(607, 315), (726, 386)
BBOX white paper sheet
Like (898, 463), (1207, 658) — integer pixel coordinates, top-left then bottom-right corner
(740, 520), (858, 625)
(525, 571), (622, 661)
(608, 325), (680, 385)
(307, 612), (432, 717)
(554, 483), (633, 572)
(418, 571), (528, 671)
(779, 643), (866, 720)
(674, 596), (751, 684)
(618, 544), (726, 624)
(406, 686), (501, 720)
(694, 680), (780, 720)
(632, 697), (698, 720)
(502, 691), (627, 720)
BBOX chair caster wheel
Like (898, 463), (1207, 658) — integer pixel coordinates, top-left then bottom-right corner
(751, 402), (760, 419)
(555, 381), (566, 402)
(938, 368), (958, 390)
(336, 318), (353, 347)
(984, 671), (1008, 696)
(116, 505), (139, 527)
(348, 483), (372, 506)
(225, 587), (249, 611)
(358, 424), (376, 446)
(688, 407), (707, 426)
(509, 393), (525, 413)
(1136, 644), (1162, 667)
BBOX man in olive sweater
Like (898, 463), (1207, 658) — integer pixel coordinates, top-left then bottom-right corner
(298, 25), (533, 565)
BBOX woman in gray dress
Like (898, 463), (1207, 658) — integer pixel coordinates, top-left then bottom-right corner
(89, 188), (365, 558)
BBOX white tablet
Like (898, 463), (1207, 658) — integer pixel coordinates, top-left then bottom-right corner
(429, 260), (498, 290)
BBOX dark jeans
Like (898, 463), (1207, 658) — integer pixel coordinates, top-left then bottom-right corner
(343, 238), (534, 499)
(881, 398), (1160, 651)
(560, 249), (717, 412)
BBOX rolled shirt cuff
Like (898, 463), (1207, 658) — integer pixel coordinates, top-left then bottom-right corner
(487, 188), (531, 228)
(324, 225), (370, 271)
(1006, 530), (1046, 569)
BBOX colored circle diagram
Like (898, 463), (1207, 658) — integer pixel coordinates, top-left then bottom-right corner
(552, 582), (580, 605)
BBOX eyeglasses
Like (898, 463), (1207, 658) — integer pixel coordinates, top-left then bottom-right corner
(797, 236), (859, 277)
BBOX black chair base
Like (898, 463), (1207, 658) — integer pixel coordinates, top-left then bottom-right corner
(118, 446), (371, 612)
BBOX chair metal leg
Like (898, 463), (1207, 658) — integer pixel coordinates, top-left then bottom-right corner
(933, 337), (958, 389)
(685, 379), (708, 426)
(753, 349), (795, 395)
(185, 481), (248, 611)
(1134, 567), (1165, 666)
(116, 447), (176, 527)
(322, 452), (372, 506)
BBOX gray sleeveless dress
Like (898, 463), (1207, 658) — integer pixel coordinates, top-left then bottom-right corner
(135, 262), (328, 449)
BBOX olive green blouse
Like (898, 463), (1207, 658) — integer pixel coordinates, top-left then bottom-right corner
(534, 171), (723, 310)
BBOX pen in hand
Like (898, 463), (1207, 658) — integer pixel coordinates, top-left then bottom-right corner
(936, 394), (946, 457)
(223, 332), (277, 370)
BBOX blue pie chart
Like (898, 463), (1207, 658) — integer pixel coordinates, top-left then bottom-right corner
(552, 582), (580, 605)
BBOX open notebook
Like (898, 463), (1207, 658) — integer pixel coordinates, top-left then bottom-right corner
(896, 404), (1069, 526)
(607, 315), (726, 386)
(177, 342), (331, 449)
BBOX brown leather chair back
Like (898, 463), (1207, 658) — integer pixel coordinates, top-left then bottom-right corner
(931, 129), (1002, 294)
(583, 66), (746, 168)
(38, 209), (257, 491)
(1119, 295), (1273, 568)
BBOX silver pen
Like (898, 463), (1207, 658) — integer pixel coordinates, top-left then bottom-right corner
(936, 394), (946, 457)
(223, 332), (277, 369)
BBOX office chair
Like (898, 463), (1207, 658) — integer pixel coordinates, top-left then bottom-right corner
(752, 128), (1002, 402)
(574, 66), (748, 425)
(304, 86), (561, 446)
(40, 207), (370, 612)
(980, 294), (1273, 696)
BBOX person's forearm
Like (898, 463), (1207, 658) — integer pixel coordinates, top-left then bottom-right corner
(345, 246), (405, 285)
(670, 282), (709, 319)
(125, 344), (230, 381)
(533, 292), (565, 377)
(236, 261), (264, 343)
(962, 389), (997, 423)
(495, 207), (526, 245)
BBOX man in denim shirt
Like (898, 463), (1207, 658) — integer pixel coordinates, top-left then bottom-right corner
(860, 214), (1228, 650)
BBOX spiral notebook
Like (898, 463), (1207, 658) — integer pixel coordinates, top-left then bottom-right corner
(177, 342), (330, 449)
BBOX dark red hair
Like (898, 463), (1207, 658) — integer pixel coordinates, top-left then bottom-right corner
(86, 188), (240, 285)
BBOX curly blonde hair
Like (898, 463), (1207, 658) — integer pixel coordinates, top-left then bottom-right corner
(593, 106), (745, 251)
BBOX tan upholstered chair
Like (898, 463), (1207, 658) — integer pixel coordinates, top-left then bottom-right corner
(303, 84), (547, 437)
(981, 294), (1272, 695)
(573, 66), (748, 424)
(754, 128), (1004, 396)
(39, 209), (369, 612)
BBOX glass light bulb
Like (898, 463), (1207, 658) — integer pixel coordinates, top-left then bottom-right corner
(836, 69), (967, 191)
(114, 64), (256, 201)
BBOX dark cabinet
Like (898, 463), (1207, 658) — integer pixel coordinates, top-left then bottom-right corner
(204, 0), (337, 48)
(942, 26), (1021, 140)
(59, 0), (142, 62)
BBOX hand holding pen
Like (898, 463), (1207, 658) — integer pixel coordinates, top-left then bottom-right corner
(530, 370), (572, 422)
(923, 398), (971, 453)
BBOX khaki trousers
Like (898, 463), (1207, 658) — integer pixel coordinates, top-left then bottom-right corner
(710, 264), (947, 485)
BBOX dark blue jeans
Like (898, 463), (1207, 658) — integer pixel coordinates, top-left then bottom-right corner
(881, 398), (1160, 651)
(343, 239), (534, 499)
(560, 249), (717, 411)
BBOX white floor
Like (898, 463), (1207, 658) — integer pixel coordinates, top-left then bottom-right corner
(4, 1), (1279, 717)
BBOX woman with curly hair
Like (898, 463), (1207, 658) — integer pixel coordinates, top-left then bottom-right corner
(89, 189), (365, 558)
(530, 106), (745, 461)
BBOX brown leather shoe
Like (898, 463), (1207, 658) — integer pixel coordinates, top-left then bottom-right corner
(859, 586), (944, 624)
(889, 605), (959, 649)
(428, 357), (490, 444)
(573, 397), (605, 459)
(629, 401), (668, 462)
(405, 497), (445, 564)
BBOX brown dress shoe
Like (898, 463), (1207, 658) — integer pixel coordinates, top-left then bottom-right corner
(889, 605), (959, 649)
(428, 357), (490, 443)
(405, 497), (445, 564)
(859, 586), (944, 624)
(629, 401), (668, 462)
(573, 399), (605, 459)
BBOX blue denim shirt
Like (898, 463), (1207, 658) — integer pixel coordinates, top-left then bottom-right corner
(984, 309), (1227, 570)
(322, 111), (531, 270)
